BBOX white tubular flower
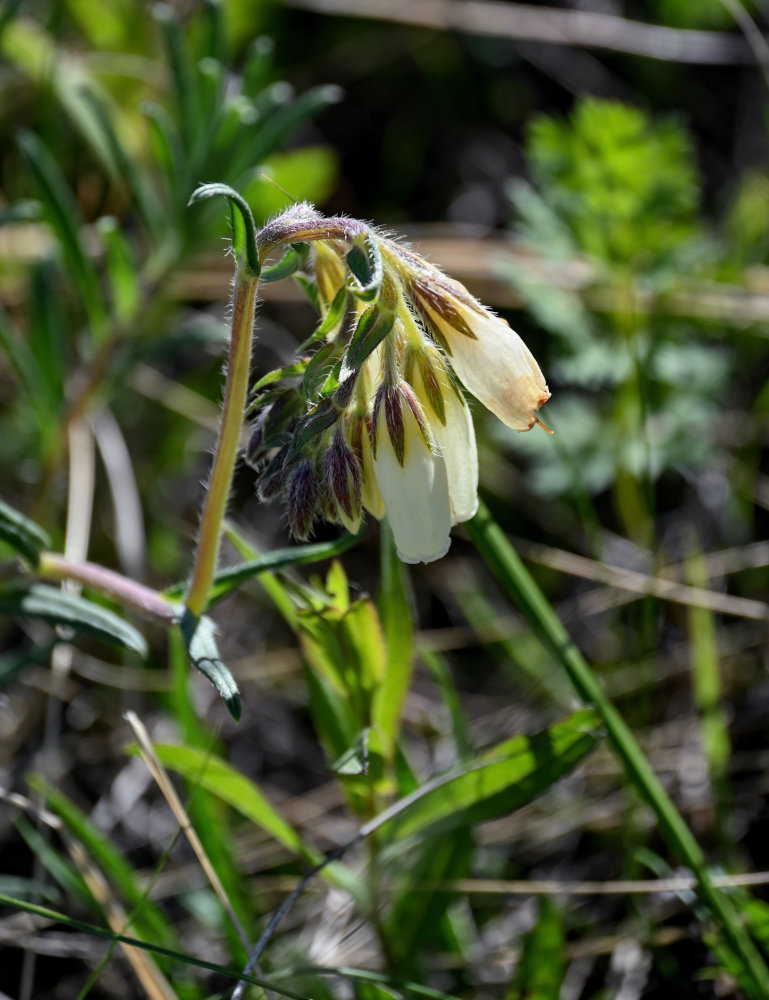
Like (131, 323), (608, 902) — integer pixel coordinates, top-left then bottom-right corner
(409, 350), (478, 525)
(372, 384), (451, 564)
(390, 245), (551, 432)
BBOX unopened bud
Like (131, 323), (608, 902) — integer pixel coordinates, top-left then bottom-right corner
(287, 460), (319, 541)
(323, 430), (362, 525)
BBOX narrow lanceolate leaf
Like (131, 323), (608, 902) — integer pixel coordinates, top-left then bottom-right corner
(372, 522), (414, 764)
(145, 743), (320, 864)
(377, 709), (600, 843)
(251, 362), (308, 393)
(27, 778), (178, 947)
(312, 285), (349, 339)
(343, 304), (395, 375)
(180, 611), (241, 720)
(509, 898), (565, 1000)
(17, 131), (107, 335)
(0, 583), (147, 657)
(0, 498), (50, 566)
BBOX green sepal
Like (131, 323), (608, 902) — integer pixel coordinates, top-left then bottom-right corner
(343, 304), (395, 377)
(294, 273), (321, 314)
(303, 341), (340, 399)
(286, 399), (339, 462)
(251, 362), (307, 393)
(316, 285), (349, 336)
(346, 233), (383, 302)
(180, 609), (241, 721)
(260, 242), (310, 283)
(0, 498), (51, 567)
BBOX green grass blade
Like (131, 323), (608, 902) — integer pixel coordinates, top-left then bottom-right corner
(0, 301), (44, 403)
(17, 130), (107, 337)
(143, 744), (320, 865)
(0, 893), (311, 1000)
(466, 499), (769, 999)
(372, 522), (414, 764)
(376, 709), (599, 843)
(15, 816), (95, 912)
(420, 648), (472, 761)
(508, 898), (565, 1000)
(27, 778), (179, 949)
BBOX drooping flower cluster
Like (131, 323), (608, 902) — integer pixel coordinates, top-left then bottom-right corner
(246, 205), (550, 564)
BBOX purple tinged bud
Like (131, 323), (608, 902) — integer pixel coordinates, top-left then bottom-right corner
(323, 430), (362, 522)
(334, 371), (358, 409)
(400, 383), (433, 453)
(287, 460), (319, 541)
(244, 408), (269, 469)
(256, 445), (290, 502)
(384, 387), (405, 466)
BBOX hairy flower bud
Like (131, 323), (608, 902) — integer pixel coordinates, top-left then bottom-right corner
(287, 460), (319, 541)
(322, 429), (362, 533)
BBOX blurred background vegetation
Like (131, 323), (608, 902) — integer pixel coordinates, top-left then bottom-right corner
(3, 0), (769, 997)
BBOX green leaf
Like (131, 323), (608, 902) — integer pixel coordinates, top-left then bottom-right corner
(312, 285), (349, 340)
(15, 817), (96, 913)
(17, 130), (107, 336)
(180, 611), (241, 721)
(188, 182), (259, 277)
(78, 89), (162, 239)
(387, 828), (473, 973)
(508, 898), (565, 1000)
(0, 583), (148, 657)
(0, 497), (50, 566)
(379, 710), (600, 843)
(251, 361), (308, 393)
(28, 262), (66, 422)
(146, 743), (320, 865)
(28, 778), (178, 947)
(97, 217), (141, 324)
(372, 522), (414, 763)
(343, 304), (395, 375)
(246, 84), (343, 170)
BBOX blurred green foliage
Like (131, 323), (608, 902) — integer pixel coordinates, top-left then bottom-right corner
(501, 99), (732, 544)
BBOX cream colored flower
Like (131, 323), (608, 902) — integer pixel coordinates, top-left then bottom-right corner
(409, 351), (478, 525)
(372, 384), (451, 564)
(409, 278), (550, 432)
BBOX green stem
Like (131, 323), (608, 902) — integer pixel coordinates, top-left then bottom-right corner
(466, 500), (769, 997)
(185, 269), (259, 617)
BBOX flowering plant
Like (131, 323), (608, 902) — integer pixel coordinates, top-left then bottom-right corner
(246, 204), (551, 563)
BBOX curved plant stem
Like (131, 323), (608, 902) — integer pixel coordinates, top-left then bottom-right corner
(37, 551), (180, 625)
(466, 500), (769, 998)
(185, 270), (259, 618)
